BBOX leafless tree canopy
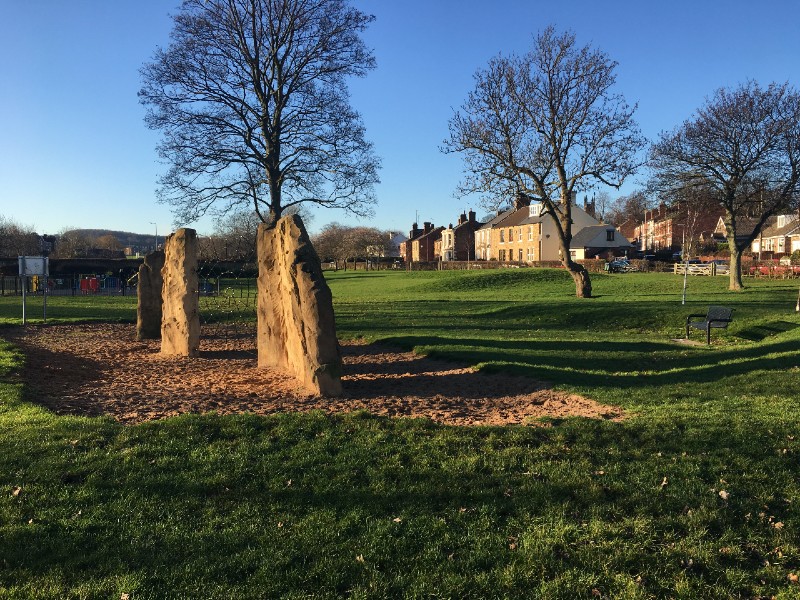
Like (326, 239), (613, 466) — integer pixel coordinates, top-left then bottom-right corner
(312, 222), (389, 269)
(0, 216), (41, 258)
(650, 81), (800, 289)
(140, 0), (380, 227)
(605, 191), (652, 227)
(444, 27), (644, 297)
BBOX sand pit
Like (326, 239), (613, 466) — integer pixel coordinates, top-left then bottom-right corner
(3, 323), (623, 427)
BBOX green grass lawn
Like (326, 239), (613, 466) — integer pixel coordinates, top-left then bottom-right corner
(2, 269), (800, 598)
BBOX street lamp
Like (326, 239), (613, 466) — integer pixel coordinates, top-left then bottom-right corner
(149, 222), (158, 252)
(676, 223), (690, 305)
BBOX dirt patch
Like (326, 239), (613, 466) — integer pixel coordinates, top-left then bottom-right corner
(2, 323), (623, 427)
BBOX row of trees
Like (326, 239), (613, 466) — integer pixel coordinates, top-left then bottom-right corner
(311, 223), (393, 270)
(445, 29), (800, 296)
(140, 0), (799, 297)
(0, 216), (41, 258)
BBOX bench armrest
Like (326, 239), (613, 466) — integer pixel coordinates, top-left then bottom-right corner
(686, 313), (706, 323)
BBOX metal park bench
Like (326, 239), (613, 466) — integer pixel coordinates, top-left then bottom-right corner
(685, 306), (734, 344)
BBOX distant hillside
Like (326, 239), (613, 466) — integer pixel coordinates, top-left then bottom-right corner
(63, 229), (157, 249)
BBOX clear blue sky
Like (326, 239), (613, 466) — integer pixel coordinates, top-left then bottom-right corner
(1, 0), (799, 238)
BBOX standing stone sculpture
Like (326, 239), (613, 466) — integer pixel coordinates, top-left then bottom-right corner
(257, 215), (342, 396)
(136, 250), (165, 340)
(161, 228), (200, 357)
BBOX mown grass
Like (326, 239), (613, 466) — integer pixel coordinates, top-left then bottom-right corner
(2, 269), (800, 598)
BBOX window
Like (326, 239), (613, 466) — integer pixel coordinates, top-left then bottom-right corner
(508, 228), (513, 241)
(518, 229), (522, 242)
(606, 230), (615, 241)
(500, 230), (505, 243)
(528, 226), (533, 241)
(499, 249), (506, 261)
(518, 249), (523, 261)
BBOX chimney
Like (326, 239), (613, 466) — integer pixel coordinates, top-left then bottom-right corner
(584, 196), (596, 219)
(468, 210), (476, 223)
(410, 222), (421, 239)
(514, 191), (531, 210)
(423, 221), (432, 234)
(458, 212), (467, 225)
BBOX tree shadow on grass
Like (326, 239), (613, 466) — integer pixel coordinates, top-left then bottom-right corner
(736, 320), (799, 341)
(377, 334), (800, 391)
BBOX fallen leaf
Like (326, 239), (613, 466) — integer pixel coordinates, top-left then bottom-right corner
(355, 554), (364, 563)
(660, 476), (668, 488)
(286, 479), (292, 487)
(788, 573), (799, 584)
(392, 517), (402, 523)
(718, 490), (730, 501)
(773, 521), (784, 530)
(11, 486), (21, 497)
(120, 594), (130, 600)
(594, 470), (605, 476)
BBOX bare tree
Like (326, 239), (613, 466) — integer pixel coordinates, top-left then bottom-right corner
(651, 81), (800, 290)
(52, 229), (94, 259)
(312, 223), (387, 270)
(444, 27), (644, 297)
(95, 234), (123, 252)
(593, 191), (611, 222)
(0, 216), (40, 257)
(140, 0), (380, 227)
(605, 190), (652, 227)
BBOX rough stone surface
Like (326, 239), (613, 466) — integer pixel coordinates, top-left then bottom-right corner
(161, 228), (200, 357)
(257, 215), (343, 396)
(136, 250), (165, 340)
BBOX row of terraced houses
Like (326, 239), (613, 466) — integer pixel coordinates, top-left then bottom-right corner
(400, 193), (634, 264)
(397, 193), (800, 264)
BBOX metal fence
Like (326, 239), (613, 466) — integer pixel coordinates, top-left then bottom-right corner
(0, 274), (133, 296)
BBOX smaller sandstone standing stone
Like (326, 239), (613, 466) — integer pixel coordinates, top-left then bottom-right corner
(136, 250), (165, 340)
(257, 215), (342, 396)
(160, 228), (200, 357)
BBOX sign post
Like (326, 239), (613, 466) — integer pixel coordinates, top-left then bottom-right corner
(18, 257), (49, 325)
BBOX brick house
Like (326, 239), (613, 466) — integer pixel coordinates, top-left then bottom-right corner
(475, 208), (516, 260)
(410, 222), (443, 262)
(636, 203), (725, 255)
(475, 193), (600, 262)
(751, 214), (800, 257)
(441, 210), (481, 261)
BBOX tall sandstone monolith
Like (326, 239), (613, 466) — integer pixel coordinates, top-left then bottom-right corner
(136, 249), (165, 340)
(160, 228), (200, 357)
(257, 215), (342, 396)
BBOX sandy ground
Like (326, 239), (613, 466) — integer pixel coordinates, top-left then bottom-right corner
(3, 323), (623, 427)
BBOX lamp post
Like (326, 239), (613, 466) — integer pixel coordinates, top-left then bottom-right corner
(149, 222), (158, 252)
(678, 224), (690, 305)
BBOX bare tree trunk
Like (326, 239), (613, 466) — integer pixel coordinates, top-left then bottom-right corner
(566, 261), (592, 298)
(728, 242), (744, 291)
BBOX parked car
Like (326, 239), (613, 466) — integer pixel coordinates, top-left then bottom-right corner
(606, 259), (633, 273)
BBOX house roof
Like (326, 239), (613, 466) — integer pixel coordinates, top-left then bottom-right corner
(569, 225), (633, 249)
(413, 226), (444, 242)
(477, 207), (515, 230)
(758, 215), (800, 239)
